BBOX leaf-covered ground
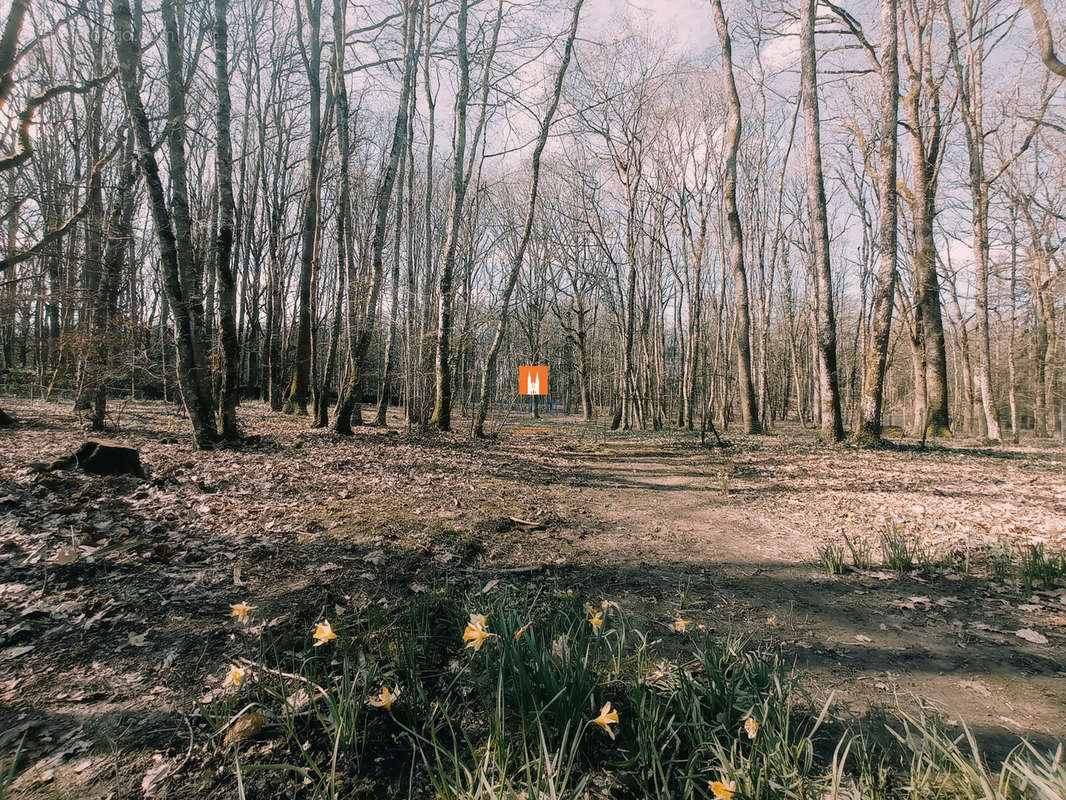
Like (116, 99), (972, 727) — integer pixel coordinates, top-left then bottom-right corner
(1, 399), (1064, 798)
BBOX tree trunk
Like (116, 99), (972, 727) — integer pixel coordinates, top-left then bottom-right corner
(375, 114), (409, 427)
(429, 0), (470, 431)
(214, 0), (240, 440)
(800, 0), (844, 442)
(112, 0), (218, 448)
(334, 0), (418, 434)
(286, 0), (324, 415)
(711, 0), (760, 434)
(85, 134), (136, 430)
(902, 9), (950, 437)
(855, 0), (899, 444)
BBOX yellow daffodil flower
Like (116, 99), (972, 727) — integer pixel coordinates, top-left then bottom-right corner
(588, 611), (604, 631)
(592, 702), (619, 739)
(766, 615), (778, 628)
(463, 616), (494, 651)
(744, 717), (760, 739)
(710, 779), (736, 799)
(671, 618), (691, 633)
(230, 602), (257, 624)
(367, 686), (400, 711)
(313, 620), (338, 647)
(514, 622), (532, 641)
(224, 665), (245, 687)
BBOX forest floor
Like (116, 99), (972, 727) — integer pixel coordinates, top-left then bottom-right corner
(1, 399), (1066, 798)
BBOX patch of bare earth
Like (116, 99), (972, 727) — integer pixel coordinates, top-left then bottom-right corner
(1, 400), (1064, 796)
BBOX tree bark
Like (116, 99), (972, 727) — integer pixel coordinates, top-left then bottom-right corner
(1023, 0), (1066, 78)
(855, 0), (899, 444)
(215, 0), (240, 440)
(85, 134), (136, 430)
(112, 0), (218, 448)
(429, 0), (471, 431)
(711, 0), (760, 434)
(286, 0), (324, 415)
(800, 0), (844, 442)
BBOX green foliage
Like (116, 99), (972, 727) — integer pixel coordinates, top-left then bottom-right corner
(818, 543), (848, 575)
(199, 588), (1066, 799)
(880, 522), (924, 574)
(1019, 543), (1066, 596)
(842, 532), (873, 571)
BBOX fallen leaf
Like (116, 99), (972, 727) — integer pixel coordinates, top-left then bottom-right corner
(53, 545), (79, 565)
(854, 634), (873, 643)
(224, 711), (265, 746)
(141, 755), (172, 797)
(1015, 628), (1049, 645)
(481, 579), (500, 594)
(958, 679), (992, 697)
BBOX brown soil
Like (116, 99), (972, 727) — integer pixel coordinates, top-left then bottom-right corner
(1, 400), (1064, 797)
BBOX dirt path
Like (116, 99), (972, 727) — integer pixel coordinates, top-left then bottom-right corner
(2, 402), (1064, 796)
(536, 436), (1066, 752)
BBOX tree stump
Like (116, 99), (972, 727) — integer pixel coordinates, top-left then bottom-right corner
(49, 441), (145, 478)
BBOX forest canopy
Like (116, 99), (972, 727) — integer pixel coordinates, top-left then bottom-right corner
(0, 0), (1064, 446)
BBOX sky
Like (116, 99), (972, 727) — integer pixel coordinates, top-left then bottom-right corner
(582, 0), (718, 56)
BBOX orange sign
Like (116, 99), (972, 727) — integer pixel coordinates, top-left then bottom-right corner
(519, 365), (548, 395)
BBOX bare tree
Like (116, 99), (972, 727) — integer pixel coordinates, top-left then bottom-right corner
(711, 0), (761, 434)
(112, 0), (219, 447)
(1023, 0), (1066, 78)
(472, 0), (585, 438)
(800, 0), (844, 441)
(215, 0), (240, 439)
(856, 0), (901, 444)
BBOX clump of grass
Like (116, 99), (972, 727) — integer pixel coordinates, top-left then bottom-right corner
(1020, 543), (1066, 596)
(196, 587), (1066, 800)
(717, 470), (732, 497)
(880, 521), (924, 574)
(818, 542), (849, 575)
(843, 532), (873, 570)
(989, 539), (1016, 583)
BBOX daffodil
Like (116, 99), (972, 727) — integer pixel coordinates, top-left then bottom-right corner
(671, 618), (691, 633)
(313, 620), (338, 647)
(710, 779), (736, 799)
(766, 615), (778, 628)
(592, 702), (619, 739)
(230, 602), (257, 624)
(744, 717), (760, 739)
(588, 611), (604, 632)
(367, 686), (400, 711)
(514, 622), (532, 641)
(463, 615), (494, 651)
(224, 664), (245, 687)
